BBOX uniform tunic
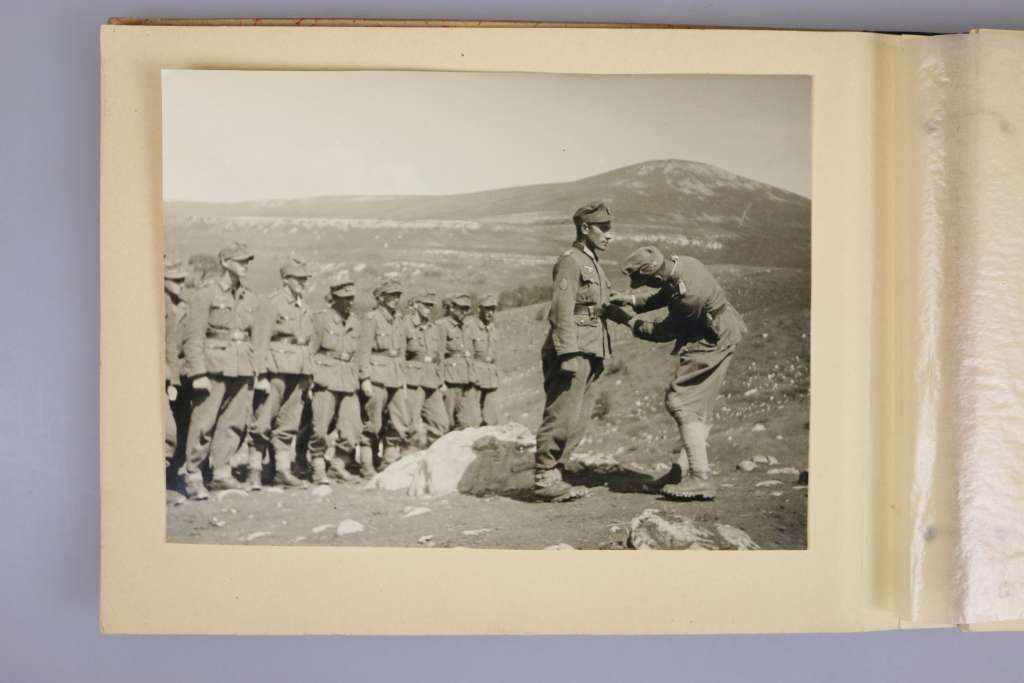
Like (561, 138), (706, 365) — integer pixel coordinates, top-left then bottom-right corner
(630, 255), (747, 424)
(250, 287), (314, 456)
(307, 307), (366, 461)
(535, 241), (612, 470)
(164, 292), (186, 463)
(403, 314), (450, 445)
(358, 307), (410, 448)
(466, 315), (501, 426)
(182, 276), (258, 474)
(435, 315), (480, 429)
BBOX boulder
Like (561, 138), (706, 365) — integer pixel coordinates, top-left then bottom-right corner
(627, 510), (759, 550)
(544, 543), (576, 551)
(335, 520), (365, 537)
(737, 460), (757, 472)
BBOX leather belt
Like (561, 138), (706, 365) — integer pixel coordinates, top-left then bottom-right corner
(573, 304), (597, 318)
(322, 350), (352, 362)
(446, 351), (472, 359)
(372, 350), (399, 359)
(271, 337), (309, 346)
(207, 330), (250, 341)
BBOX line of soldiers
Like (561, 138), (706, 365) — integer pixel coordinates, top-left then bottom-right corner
(164, 245), (503, 501)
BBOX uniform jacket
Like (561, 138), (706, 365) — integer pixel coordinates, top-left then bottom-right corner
(465, 316), (500, 390)
(182, 276), (258, 378)
(542, 241), (612, 359)
(435, 316), (475, 386)
(403, 314), (444, 390)
(631, 255), (747, 355)
(164, 292), (187, 386)
(310, 308), (365, 393)
(253, 287), (314, 376)
(359, 307), (406, 388)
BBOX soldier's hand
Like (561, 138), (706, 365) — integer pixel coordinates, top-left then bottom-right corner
(255, 377), (271, 393)
(361, 379), (374, 396)
(439, 383), (448, 394)
(608, 291), (635, 307)
(559, 356), (583, 376)
(601, 304), (634, 326)
(166, 384), (178, 402)
(192, 376), (211, 392)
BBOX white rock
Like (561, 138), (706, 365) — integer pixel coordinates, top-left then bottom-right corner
(310, 484), (332, 498)
(715, 524), (760, 550)
(771, 491), (783, 497)
(246, 531), (271, 541)
(210, 518), (226, 528)
(335, 520), (365, 537)
(767, 467), (801, 476)
(627, 510), (717, 550)
(767, 456), (779, 466)
(166, 491), (186, 506)
(743, 388), (758, 397)
(215, 489), (249, 501)
(544, 543), (576, 551)
(291, 536), (307, 544)
(737, 460), (757, 472)
(752, 423), (767, 432)
(793, 485), (808, 490)
(755, 480), (783, 487)
(312, 524), (333, 534)
(752, 455), (770, 465)
(461, 528), (492, 537)
(417, 535), (435, 545)
(402, 506), (431, 518)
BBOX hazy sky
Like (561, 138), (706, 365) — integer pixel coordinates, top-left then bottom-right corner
(163, 70), (809, 202)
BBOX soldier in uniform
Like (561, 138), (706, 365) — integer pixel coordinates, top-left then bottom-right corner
(249, 256), (316, 490)
(307, 270), (365, 484)
(532, 202), (615, 502)
(435, 293), (480, 430)
(466, 293), (501, 426)
(164, 259), (188, 467)
(180, 242), (259, 500)
(604, 245), (747, 501)
(358, 279), (410, 472)
(402, 290), (450, 448)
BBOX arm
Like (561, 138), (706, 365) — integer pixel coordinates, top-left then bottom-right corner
(633, 287), (671, 314)
(251, 294), (274, 377)
(164, 299), (177, 386)
(356, 313), (375, 384)
(550, 255), (581, 357)
(182, 288), (211, 378)
(631, 312), (683, 344)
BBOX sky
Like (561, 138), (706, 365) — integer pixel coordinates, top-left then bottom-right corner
(162, 70), (810, 202)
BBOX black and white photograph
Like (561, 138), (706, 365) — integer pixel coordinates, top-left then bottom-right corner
(161, 70), (811, 550)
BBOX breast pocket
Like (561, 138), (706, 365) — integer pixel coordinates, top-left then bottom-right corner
(577, 272), (600, 305)
(207, 302), (233, 329)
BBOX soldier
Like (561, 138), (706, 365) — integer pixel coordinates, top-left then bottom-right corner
(358, 279), (410, 472)
(532, 201), (614, 502)
(403, 290), (450, 448)
(249, 256), (316, 490)
(604, 246), (747, 501)
(436, 293), (480, 430)
(164, 258), (188, 467)
(307, 270), (365, 484)
(180, 242), (259, 500)
(466, 293), (501, 426)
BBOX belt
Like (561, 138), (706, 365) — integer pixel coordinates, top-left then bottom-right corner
(271, 337), (309, 346)
(207, 330), (250, 341)
(372, 350), (399, 359)
(408, 355), (434, 363)
(322, 350), (352, 362)
(446, 351), (472, 359)
(573, 303), (598, 318)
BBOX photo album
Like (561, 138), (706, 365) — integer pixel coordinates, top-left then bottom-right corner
(99, 20), (1024, 634)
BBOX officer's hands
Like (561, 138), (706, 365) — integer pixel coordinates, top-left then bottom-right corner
(192, 376), (211, 392)
(600, 304), (634, 326)
(166, 384), (178, 402)
(255, 376), (271, 393)
(361, 379), (374, 396)
(608, 291), (635, 307)
(559, 356), (583, 377)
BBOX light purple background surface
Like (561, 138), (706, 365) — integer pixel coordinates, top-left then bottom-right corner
(2, 1), (1022, 680)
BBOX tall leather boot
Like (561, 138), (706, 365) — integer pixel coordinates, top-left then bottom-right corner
(358, 442), (377, 479)
(311, 457), (329, 485)
(181, 467), (209, 501)
(246, 446), (263, 491)
(273, 450), (306, 488)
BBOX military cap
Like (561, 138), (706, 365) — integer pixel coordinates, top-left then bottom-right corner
(573, 201), (613, 227)
(218, 242), (254, 262)
(479, 293), (498, 309)
(413, 290), (440, 307)
(164, 258), (188, 281)
(280, 255), (314, 279)
(449, 293), (472, 309)
(621, 246), (666, 278)
(326, 270), (355, 297)
(373, 279), (403, 298)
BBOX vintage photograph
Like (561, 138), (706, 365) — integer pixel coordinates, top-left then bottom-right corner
(161, 70), (810, 550)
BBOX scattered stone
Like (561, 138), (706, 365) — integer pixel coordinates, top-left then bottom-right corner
(798, 470), (809, 485)
(402, 506), (431, 518)
(755, 480), (783, 487)
(276, 501), (285, 509)
(417, 535), (435, 545)
(771, 491), (783, 497)
(281, 520), (288, 526)
(263, 487), (285, 494)
(335, 520), (365, 537)
(737, 460), (757, 472)
(767, 456), (779, 466)
(310, 484), (332, 498)
(776, 435), (784, 440)
(767, 467), (800, 476)
(312, 524), (333, 534)
(544, 543), (576, 551)
(245, 531), (271, 541)
(291, 536), (307, 544)
(166, 491), (186, 506)
(743, 388), (758, 396)
(793, 485), (808, 491)
(627, 511), (760, 550)
(752, 423), (767, 432)
(210, 518), (226, 528)
(228, 508), (237, 515)
(461, 528), (492, 537)
(752, 455), (770, 465)
(215, 489), (249, 501)
(715, 524), (760, 550)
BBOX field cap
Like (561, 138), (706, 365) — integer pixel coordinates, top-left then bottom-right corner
(573, 201), (613, 228)
(164, 258), (188, 281)
(479, 293), (498, 309)
(621, 246), (666, 281)
(450, 293), (472, 308)
(327, 270), (355, 298)
(280, 255), (314, 279)
(413, 290), (440, 307)
(373, 279), (403, 297)
(218, 242), (254, 262)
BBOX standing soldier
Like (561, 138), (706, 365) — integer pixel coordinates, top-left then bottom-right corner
(466, 293), (501, 426)
(164, 258), (188, 467)
(358, 279), (410, 472)
(402, 290), (449, 448)
(180, 242), (259, 500)
(249, 256), (315, 490)
(532, 202), (614, 502)
(436, 293), (480, 430)
(604, 246), (747, 501)
(307, 270), (365, 484)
